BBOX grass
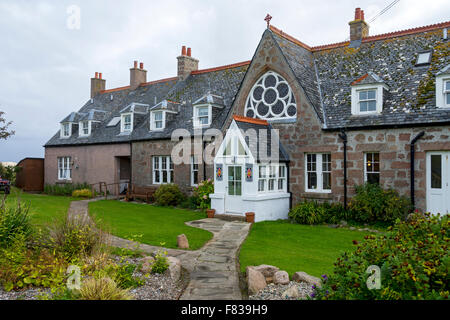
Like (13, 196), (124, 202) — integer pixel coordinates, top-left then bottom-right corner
(88, 200), (213, 250)
(3, 188), (78, 226)
(239, 220), (371, 278)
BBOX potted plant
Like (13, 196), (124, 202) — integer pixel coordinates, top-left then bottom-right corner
(206, 209), (215, 218)
(245, 212), (255, 223)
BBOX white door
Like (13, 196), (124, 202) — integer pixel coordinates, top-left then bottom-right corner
(426, 152), (450, 214)
(225, 166), (243, 214)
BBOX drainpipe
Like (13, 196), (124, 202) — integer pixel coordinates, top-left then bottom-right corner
(203, 139), (207, 181)
(410, 131), (425, 211)
(338, 130), (348, 210)
(287, 160), (292, 210)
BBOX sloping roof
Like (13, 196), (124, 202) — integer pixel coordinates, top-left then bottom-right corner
(269, 22), (450, 129)
(46, 63), (248, 146)
(233, 116), (289, 163)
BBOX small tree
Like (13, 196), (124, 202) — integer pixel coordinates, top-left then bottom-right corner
(0, 110), (14, 140)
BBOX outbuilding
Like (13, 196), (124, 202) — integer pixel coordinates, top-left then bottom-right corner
(15, 158), (44, 192)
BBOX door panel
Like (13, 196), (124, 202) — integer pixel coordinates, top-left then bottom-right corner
(427, 152), (449, 214)
(225, 166), (242, 214)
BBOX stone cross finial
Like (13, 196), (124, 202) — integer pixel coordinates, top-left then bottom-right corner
(264, 14), (272, 28)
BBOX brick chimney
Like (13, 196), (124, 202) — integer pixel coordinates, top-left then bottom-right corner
(90, 72), (106, 98)
(130, 60), (147, 90)
(349, 8), (369, 43)
(177, 46), (199, 81)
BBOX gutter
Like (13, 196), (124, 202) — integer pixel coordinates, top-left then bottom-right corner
(410, 131), (425, 211)
(338, 130), (348, 210)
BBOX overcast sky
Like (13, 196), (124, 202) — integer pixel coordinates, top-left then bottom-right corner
(0, 0), (449, 162)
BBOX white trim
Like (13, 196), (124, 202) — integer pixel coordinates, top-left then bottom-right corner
(78, 120), (91, 137)
(258, 163), (287, 193)
(305, 153), (332, 193)
(152, 156), (174, 184)
(191, 155), (199, 186)
(150, 110), (166, 131)
(57, 156), (72, 180)
(60, 122), (72, 138)
(351, 84), (386, 115)
(120, 113), (133, 133)
(436, 76), (450, 108)
(193, 104), (212, 128)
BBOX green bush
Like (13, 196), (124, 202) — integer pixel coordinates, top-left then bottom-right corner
(151, 248), (169, 274)
(349, 183), (412, 224)
(72, 189), (93, 198)
(193, 179), (214, 210)
(315, 213), (449, 300)
(154, 184), (184, 207)
(0, 197), (33, 248)
(44, 183), (90, 196)
(107, 261), (145, 289)
(288, 200), (326, 225)
(79, 277), (132, 300)
(180, 196), (199, 210)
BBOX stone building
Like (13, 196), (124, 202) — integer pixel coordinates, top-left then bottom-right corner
(45, 8), (450, 218)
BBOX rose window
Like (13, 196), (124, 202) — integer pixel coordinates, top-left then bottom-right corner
(244, 71), (297, 120)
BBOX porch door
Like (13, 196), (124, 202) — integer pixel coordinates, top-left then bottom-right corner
(426, 152), (450, 214)
(225, 166), (242, 214)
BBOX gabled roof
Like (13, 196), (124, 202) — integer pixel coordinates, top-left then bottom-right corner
(149, 100), (180, 113)
(120, 103), (149, 114)
(351, 72), (385, 86)
(436, 64), (450, 76)
(193, 93), (225, 107)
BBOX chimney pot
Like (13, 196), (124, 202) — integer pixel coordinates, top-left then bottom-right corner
(187, 47), (192, 57)
(99, 73), (102, 79)
(355, 8), (361, 20)
(140, 62), (144, 69)
(95, 72), (98, 79)
(361, 10), (365, 21)
(130, 61), (147, 89)
(182, 46), (187, 56)
(91, 72), (106, 98)
(134, 61), (138, 68)
(177, 46), (199, 80)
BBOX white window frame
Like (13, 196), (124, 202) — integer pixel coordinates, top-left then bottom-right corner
(152, 156), (174, 185)
(60, 123), (71, 138)
(436, 76), (450, 108)
(150, 111), (165, 131)
(351, 84), (386, 115)
(193, 104), (212, 128)
(120, 113), (133, 133)
(258, 164), (287, 193)
(191, 155), (199, 186)
(78, 121), (91, 137)
(364, 152), (380, 184)
(305, 153), (332, 193)
(57, 156), (72, 180)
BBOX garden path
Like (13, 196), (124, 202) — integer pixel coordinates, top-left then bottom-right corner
(67, 198), (251, 300)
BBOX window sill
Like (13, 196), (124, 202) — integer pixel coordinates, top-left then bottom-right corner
(301, 192), (333, 200)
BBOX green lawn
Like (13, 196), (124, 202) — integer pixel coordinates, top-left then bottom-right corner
(89, 200), (213, 250)
(239, 220), (370, 278)
(4, 188), (76, 226)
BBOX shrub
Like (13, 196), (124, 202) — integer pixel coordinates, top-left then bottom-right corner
(0, 197), (33, 248)
(193, 179), (214, 210)
(44, 183), (90, 196)
(180, 196), (199, 210)
(47, 215), (108, 262)
(72, 189), (93, 198)
(288, 200), (327, 225)
(349, 183), (412, 224)
(315, 213), (449, 300)
(79, 277), (132, 300)
(151, 248), (169, 274)
(154, 184), (184, 207)
(108, 261), (145, 289)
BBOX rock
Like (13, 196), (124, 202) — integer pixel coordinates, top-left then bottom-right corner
(328, 224), (338, 228)
(340, 220), (348, 226)
(273, 271), (290, 285)
(282, 285), (300, 298)
(141, 256), (155, 273)
(349, 226), (356, 230)
(250, 265), (280, 283)
(166, 256), (181, 281)
(292, 271), (322, 288)
(247, 267), (267, 295)
(177, 234), (189, 249)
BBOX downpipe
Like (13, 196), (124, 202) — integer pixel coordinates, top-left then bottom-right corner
(338, 130), (348, 210)
(410, 131), (425, 211)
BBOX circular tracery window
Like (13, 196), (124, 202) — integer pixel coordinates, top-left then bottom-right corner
(244, 71), (297, 120)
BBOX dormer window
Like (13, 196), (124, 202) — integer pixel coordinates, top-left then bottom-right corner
(79, 121), (91, 137)
(435, 66), (450, 108)
(352, 86), (382, 115)
(445, 80), (450, 106)
(194, 105), (211, 128)
(121, 113), (133, 133)
(60, 123), (71, 138)
(358, 89), (377, 112)
(150, 111), (165, 131)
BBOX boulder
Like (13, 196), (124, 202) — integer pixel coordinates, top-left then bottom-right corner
(166, 256), (181, 281)
(273, 271), (290, 285)
(251, 264), (280, 282)
(340, 220), (348, 227)
(293, 271), (322, 288)
(282, 285), (300, 299)
(177, 234), (189, 249)
(246, 267), (267, 295)
(141, 256), (155, 273)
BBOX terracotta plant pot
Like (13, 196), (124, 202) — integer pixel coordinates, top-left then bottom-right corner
(206, 209), (215, 218)
(245, 212), (255, 223)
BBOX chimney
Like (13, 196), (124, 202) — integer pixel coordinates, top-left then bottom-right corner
(349, 7), (369, 44)
(90, 72), (106, 98)
(177, 46), (199, 81)
(130, 60), (147, 90)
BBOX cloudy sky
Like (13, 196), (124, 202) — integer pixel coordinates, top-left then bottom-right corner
(0, 0), (449, 162)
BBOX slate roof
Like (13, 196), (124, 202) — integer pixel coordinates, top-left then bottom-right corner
(269, 22), (450, 129)
(45, 63), (249, 146)
(234, 116), (289, 163)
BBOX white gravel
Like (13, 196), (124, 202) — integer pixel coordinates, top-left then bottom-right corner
(249, 281), (315, 300)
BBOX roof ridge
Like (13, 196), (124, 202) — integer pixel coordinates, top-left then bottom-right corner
(191, 61), (251, 75)
(270, 21), (450, 52)
(140, 76), (178, 87)
(100, 85), (131, 94)
(233, 115), (268, 125)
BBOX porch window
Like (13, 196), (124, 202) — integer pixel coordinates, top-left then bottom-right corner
(305, 153), (332, 192)
(57, 157), (72, 180)
(228, 166), (242, 196)
(365, 152), (380, 184)
(152, 156), (173, 184)
(258, 164), (287, 193)
(191, 155), (199, 186)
